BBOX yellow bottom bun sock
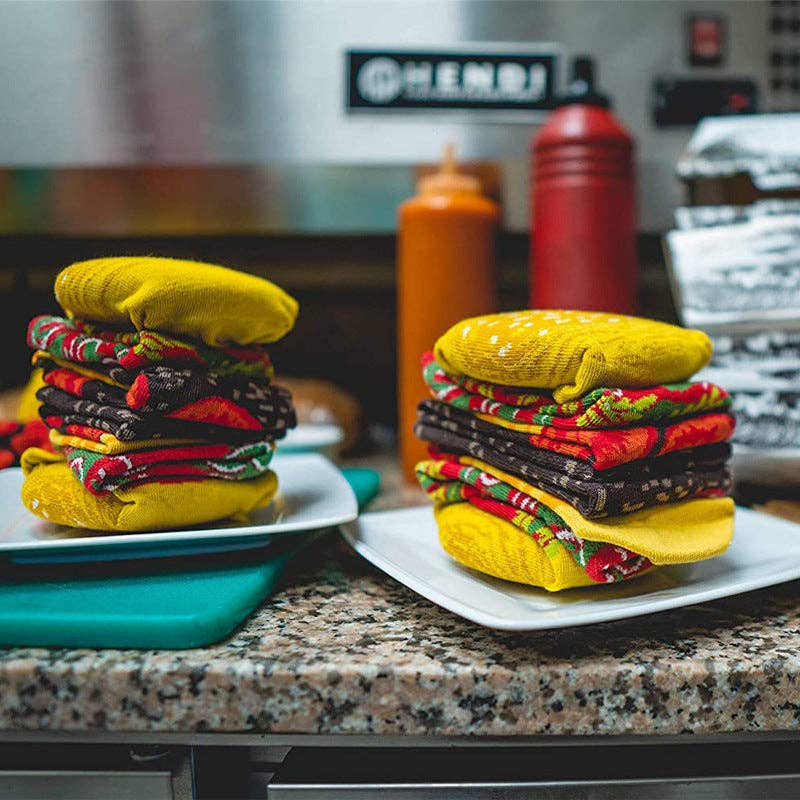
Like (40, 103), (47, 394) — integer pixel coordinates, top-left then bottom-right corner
(455, 454), (735, 565)
(435, 502), (598, 592)
(20, 448), (278, 532)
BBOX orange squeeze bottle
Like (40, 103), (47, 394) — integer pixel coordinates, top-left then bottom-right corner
(397, 144), (500, 482)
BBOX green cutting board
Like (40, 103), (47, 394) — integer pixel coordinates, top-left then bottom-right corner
(0, 467), (380, 650)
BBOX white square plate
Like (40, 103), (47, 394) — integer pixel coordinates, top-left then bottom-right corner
(0, 453), (357, 562)
(341, 505), (800, 630)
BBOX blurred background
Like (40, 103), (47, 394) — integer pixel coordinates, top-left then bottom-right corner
(0, 0), (795, 450)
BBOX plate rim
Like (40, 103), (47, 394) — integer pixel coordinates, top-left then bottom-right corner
(279, 423), (345, 450)
(0, 453), (358, 554)
(340, 505), (800, 631)
(732, 445), (800, 459)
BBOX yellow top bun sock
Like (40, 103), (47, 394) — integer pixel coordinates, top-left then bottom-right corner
(54, 256), (299, 347)
(434, 310), (712, 402)
(21, 449), (278, 532)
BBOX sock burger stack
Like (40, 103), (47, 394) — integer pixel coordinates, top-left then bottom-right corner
(21, 256), (298, 532)
(413, 310), (736, 591)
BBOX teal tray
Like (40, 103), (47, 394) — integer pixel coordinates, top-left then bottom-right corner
(0, 467), (380, 649)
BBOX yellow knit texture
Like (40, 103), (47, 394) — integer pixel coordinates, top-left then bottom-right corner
(456, 454), (734, 564)
(48, 429), (203, 455)
(434, 310), (713, 402)
(21, 449), (278, 532)
(54, 256), (299, 346)
(436, 503), (599, 592)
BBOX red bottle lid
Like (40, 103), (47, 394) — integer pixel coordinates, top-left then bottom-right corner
(533, 58), (634, 178)
(529, 56), (638, 315)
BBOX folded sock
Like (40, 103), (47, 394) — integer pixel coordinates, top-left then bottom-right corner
(477, 411), (735, 470)
(433, 453), (735, 565)
(38, 386), (220, 442)
(29, 316), (275, 380)
(418, 404), (735, 471)
(53, 256), (298, 346)
(416, 400), (732, 481)
(127, 366), (295, 437)
(37, 385), (294, 442)
(66, 440), (275, 496)
(422, 458), (734, 591)
(21, 448), (278, 532)
(419, 430), (731, 517)
(49, 428), (202, 454)
(423, 352), (731, 428)
(39, 359), (296, 437)
(434, 310), (712, 402)
(32, 351), (132, 388)
(417, 458), (652, 584)
(40, 361), (128, 407)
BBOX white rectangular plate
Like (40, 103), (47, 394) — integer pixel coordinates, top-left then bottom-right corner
(0, 453), (357, 560)
(341, 505), (800, 630)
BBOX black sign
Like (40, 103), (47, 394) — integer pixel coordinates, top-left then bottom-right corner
(346, 49), (558, 113)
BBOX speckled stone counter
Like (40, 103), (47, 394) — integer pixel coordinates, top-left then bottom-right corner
(1, 456), (800, 738)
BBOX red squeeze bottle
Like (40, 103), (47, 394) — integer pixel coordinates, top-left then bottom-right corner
(531, 57), (637, 313)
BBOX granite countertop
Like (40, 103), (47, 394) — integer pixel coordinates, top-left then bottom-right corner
(1, 456), (800, 738)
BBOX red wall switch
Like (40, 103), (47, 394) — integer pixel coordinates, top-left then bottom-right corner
(688, 15), (725, 67)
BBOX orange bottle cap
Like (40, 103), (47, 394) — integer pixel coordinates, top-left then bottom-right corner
(417, 144), (482, 195)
